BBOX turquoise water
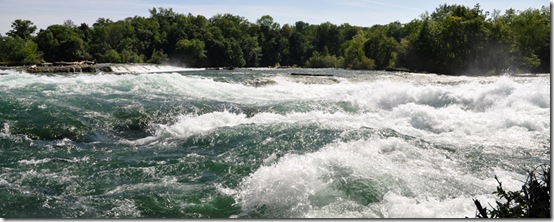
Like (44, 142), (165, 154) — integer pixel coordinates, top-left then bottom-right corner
(0, 66), (550, 218)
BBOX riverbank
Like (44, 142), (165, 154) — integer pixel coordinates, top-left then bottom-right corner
(0, 63), (545, 77)
(1, 63), (198, 74)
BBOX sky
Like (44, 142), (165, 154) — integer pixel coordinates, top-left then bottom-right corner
(0, 0), (550, 35)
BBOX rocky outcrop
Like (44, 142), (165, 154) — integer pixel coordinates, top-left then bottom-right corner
(26, 63), (96, 73)
(25, 61), (97, 73)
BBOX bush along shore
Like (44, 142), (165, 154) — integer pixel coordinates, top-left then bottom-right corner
(472, 165), (550, 218)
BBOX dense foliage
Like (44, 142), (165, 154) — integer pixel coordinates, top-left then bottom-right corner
(0, 4), (550, 75)
(473, 165), (550, 218)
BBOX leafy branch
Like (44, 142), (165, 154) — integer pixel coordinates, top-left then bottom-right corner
(474, 165), (550, 218)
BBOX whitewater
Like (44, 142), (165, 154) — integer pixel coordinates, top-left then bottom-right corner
(0, 66), (550, 218)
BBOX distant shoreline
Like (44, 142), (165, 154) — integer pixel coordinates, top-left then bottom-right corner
(1, 63), (547, 78)
(1, 4), (549, 77)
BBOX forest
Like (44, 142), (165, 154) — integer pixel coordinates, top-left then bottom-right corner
(0, 4), (550, 75)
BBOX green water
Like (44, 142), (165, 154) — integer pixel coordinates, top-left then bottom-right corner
(0, 67), (550, 218)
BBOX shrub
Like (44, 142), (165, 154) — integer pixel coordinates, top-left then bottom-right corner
(147, 49), (168, 64)
(304, 51), (343, 68)
(473, 165), (550, 218)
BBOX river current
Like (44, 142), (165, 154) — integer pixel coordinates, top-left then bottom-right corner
(0, 66), (550, 218)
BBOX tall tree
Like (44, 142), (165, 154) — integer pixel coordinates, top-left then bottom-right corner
(7, 19), (37, 39)
(0, 35), (41, 64)
(175, 38), (206, 66)
(314, 22), (341, 56)
(256, 15), (283, 66)
(288, 21), (314, 66)
(509, 6), (550, 72)
(363, 30), (399, 70)
(130, 16), (161, 60)
(36, 25), (86, 62)
(341, 31), (375, 70)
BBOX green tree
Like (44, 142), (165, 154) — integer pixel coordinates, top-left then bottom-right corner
(130, 16), (162, 61)
(509, 7), (550, 72)
(203, 26), (245, 67)
(432, 4), (489, 74)
(88, 18), (113, 62)
(305, 51), (342, 68)
(242, 35), (262, 67)
(341, 31), (375, 70)
(175, 39), (206, 66)
(278, 24), (292, 66)
(0, 36), (41, 64)
(479, 9), (517, 74)
(313, 22), (342, 56)
(120, 49), (143, 63)
(339, 23), (361, 43)
(101, 49), (121, 63)
(75, 23), (92, 47)
(7, 19), (37, 39)
(147, 49), (169, 64)
(88, 18), (143, 63)
(288, 21), (314, 66)
(385, 21), (408, 42)
(257, 15), (284, 67)
(363, 30), (399, 70)
(149, 7), (184, 56)
(36, 25), (86, 62)
(406, 18), (439, 72)
(105, 21), (135, 52)
(210, 13), (252, 67)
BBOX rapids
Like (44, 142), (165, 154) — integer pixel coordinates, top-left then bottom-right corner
(0, 66), (550, 218)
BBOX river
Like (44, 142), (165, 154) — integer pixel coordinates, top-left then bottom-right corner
(0, 66), (550, 218)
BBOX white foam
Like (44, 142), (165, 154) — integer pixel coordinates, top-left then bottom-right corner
(126, 110), (385, 145)
(108, 64), (203, 74)
(3, 70), (546, 156)
(104, 176), (199, 195)
(231, 137), (526, 218)
(2, 122), (10, 135)
(106, 199), (142, 218)
(18, 158), (53, 165)
(17, 156), (90, 165)
(373, 192), (496, 218)
(1, 70), (548, 114)
(131, 92), (547, 149)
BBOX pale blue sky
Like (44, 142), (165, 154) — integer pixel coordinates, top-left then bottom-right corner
(0, 0), (549, 35)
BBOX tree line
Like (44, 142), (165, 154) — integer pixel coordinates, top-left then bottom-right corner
(0, 4), (550, 75)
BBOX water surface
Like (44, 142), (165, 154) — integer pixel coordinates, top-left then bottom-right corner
(0, 66), (550, 218)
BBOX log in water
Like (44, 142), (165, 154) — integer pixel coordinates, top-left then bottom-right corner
(291, 72), (334, 76)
